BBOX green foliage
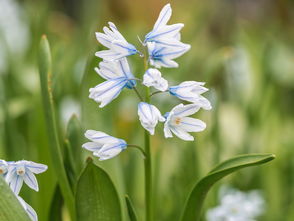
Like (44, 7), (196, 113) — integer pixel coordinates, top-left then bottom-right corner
(38, 35), (76, 220)
(181, 154), (275, 221)
(76, 159), (122, 221)
(0, 177), (30, 221)
(125, 195), (138, 221)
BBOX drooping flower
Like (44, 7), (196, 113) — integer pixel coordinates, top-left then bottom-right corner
(138, 102), (165, 135)
(144, 3), (184, 45)
(89, 58), (136, 108)
(5, 160), (48, 195)
(143, 68), (168, 91)
(95, 22), (137, 61)
(17, 196), (38, 221)
(164, 103), (206, 141)
(169, 81), (212, 110)
(0, 159), (10, 178)
(82, 130), (127, 161)
(206, 186), (265, 221)
(147, 41), (190, 68)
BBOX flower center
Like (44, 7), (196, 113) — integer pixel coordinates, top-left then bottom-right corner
(0, 169), (3, 174)
(174, 117), (181, 125)
(16, 167), (25, 176)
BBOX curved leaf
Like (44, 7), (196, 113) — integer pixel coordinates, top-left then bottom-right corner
(76, 159), (122, 221)
(180, 153), (275, 221)
(125, 195), (138, 221)
(0, 177), (30, 221)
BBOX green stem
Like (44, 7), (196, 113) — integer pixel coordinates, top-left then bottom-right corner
(143, 54), (153, 221)
(127, 144), (146, 158)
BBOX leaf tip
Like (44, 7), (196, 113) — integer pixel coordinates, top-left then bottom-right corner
(86, 157), (93, 164)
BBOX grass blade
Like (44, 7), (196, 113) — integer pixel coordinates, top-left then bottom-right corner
(125, 195), (138, 221)
(180, 153), (275, 221)
(38, 35), (75, 220)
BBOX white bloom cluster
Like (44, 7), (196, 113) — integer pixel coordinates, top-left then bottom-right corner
(0, 159), (47, 221)
(206, 186), (265, 221)
(84, 3), (211, 160)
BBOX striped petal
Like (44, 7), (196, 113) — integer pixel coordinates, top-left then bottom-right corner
(23, 170), (39, 192)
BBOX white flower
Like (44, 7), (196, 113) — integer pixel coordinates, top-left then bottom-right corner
(206, 187), (265, 221)
(82, 130), (127, 161)
(95, 22), (137, 61)
(147, 41), (190, 68)
(5, 160), (48, 195)
(90, 58), (137, 108)
(164, 103), (206, 141)
(143, 68), (168, 91)
(169, 81), (212, 110)
(138, 102), (165, 135)
(0, 159), (10, 178)
(144, 3), (184, 45)
(17, 196), (38, 221)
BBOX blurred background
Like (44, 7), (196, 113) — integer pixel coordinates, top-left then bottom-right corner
(0, 0), (294, 220)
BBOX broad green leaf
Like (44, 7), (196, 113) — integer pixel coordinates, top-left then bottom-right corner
(125, 195), (138, 221)
(76, 159), (122, 221)
(38, 35), (75, 220)
(0, 177), (30, 221)
(180, 154), (275, 221)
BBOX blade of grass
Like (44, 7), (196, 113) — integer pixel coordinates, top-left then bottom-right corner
(38, 35), (75, 220)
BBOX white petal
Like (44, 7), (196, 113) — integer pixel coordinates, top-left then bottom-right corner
(108, 22), (126, 41)
(95, 32), (112, 48)
(172, 103), (200, 117)
(160, 58), (179, 68)
(170, 126), (194, 141)
(82, 142), (103, 152)
(95, 50), (126, 61)
(179, 117), (206, 132)
(111, 40), (136, 55)
(95, 61), (123, 80)
(84, 130), (118, 144)
(164, 123), (173, 138)
(23, 170), (39, 192)
(25, 162), (47, 174)
(95, 142), (125, 160)
(17, 196), (38, 221)
(153, 3), (172, 30)
(143, 68), (168, 91)
(150, 24), (184, 40)
(89, 79), (126, 108)
(9, 174), (23, 195)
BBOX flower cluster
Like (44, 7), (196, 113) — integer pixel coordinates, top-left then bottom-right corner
(84, 3), (211, 160)
(0, 159), (47, 221)
(206, 186), (265, 221)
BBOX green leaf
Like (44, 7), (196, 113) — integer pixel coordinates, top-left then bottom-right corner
(38, 35), (75, 220)
(125, 195), (138, 221)
(76, 159), (122, 221)
(0, 177), (30, 221)
(180, 154), (275, 221)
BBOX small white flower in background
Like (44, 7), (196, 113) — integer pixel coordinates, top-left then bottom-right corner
(164, 103), (206, 141)
(5, 160), (48, 195)
(143, 68), (168, 91)
(95, 22), (137, 61)
(138, 102), (165, 135)
(169, 81), (212, 110)
(17, 196), (37, 221)
(82, 130), (127, 161)
(206, 186), (265, 221)
(0, 159), (10, 178)
(90, 58), (137, 108)
(144, 3), (184, 45)
(147, 41), (190, 68)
